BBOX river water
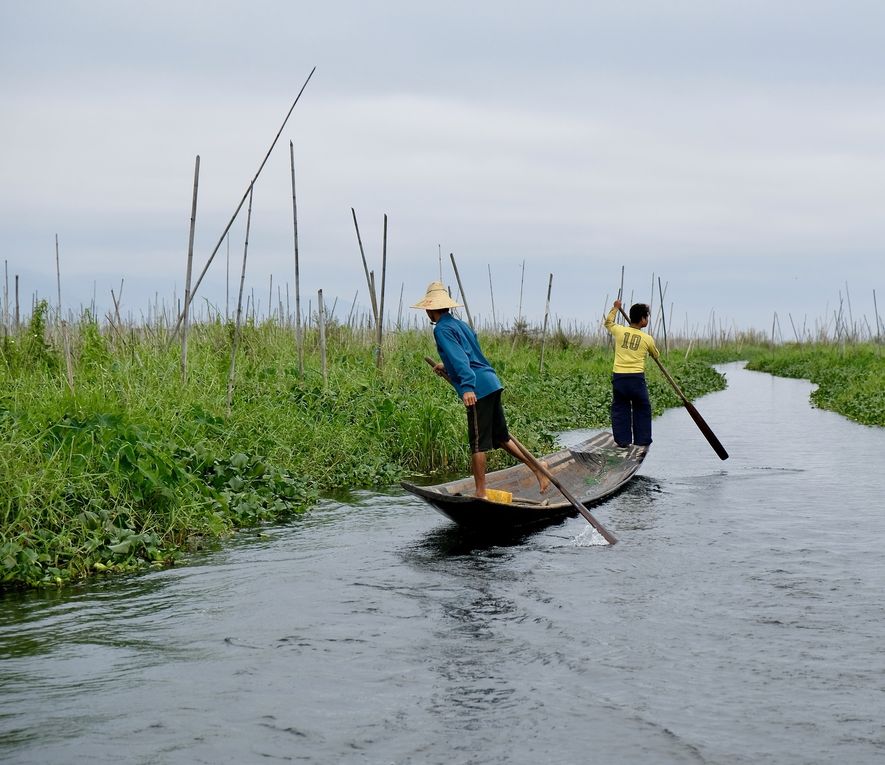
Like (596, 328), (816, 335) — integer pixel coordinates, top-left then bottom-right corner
(1, 363), (884, 765)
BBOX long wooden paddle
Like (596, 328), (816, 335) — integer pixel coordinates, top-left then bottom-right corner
(615, 306), (729, 460)
(423, 356), (619, 544)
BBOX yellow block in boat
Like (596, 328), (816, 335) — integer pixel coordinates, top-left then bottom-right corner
(485, 489), (513, 504)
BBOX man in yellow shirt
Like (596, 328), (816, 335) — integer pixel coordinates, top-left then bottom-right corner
(604, 300), (660, 447)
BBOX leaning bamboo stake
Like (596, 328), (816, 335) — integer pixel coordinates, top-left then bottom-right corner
(318, 289), (328, 387)
(54, 234), (62, 327)
(225, 234), (230, 321)
(226, 185), (254, 416)
(657, 276), (668, 355)
(449, 252), (474, 330)
(351, 208), (378, 327)
(181, 155), (200, 384)
(3, 260), (8, 330)
(55, 235), (74, 392)
(487, 264), (497, 332)
(171, 67), (316, 341)
(346, 290), (359, 328)
(873, 289), (881, 345)
(290, 141), (304, 375)
(375, 214), (388, 368)
(511, 260), (526, 351)
(539, 273), (553, 373)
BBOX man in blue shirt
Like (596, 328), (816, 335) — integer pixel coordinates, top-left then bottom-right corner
(413, 281), (549, 499)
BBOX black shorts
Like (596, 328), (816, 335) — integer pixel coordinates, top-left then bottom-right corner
(466, 389), (510, 453)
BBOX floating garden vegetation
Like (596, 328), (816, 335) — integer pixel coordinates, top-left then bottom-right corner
(11, 304), (883, 590)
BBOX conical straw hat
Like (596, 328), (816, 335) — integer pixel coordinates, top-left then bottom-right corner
(411, 281), (462, 310)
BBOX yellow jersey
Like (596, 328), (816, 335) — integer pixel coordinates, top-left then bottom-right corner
(604, 307), (660, 373)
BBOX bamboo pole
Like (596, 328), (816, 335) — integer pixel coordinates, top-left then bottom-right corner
(511, 259), (525, 351)
(15, 275), (19, 332)
(657, 276), (668, 355)
(346, 290), (359, 328)
(226, 185), (254, 416)
(539, 273), (553, 373)
(487, 264), (497, 332)
(290, 141), (304, 374)
(170, 67), (316, 340)
(874, 289), (882, 345)
(3, 260), (8, 330)
(318, 288), (328, 387)
(181, 155), (200, 384)
(648, 271), (655, 322)
(449, 252), (474, 330)
(54, 235), (74, 392)
(351, 208), (378, 327)
(375, 214), (388, 368)
(225, 233), (230, 321)
(54, 234), (62, 327)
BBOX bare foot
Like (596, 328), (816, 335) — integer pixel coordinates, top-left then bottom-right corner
(537, 461), (551, 494)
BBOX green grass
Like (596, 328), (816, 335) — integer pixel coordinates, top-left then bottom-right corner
(2, 304), (726, 589)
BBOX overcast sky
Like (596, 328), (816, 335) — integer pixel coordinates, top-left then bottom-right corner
(3, 0), (884, 335)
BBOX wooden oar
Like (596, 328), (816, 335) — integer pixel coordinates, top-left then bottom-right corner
(615, 306), (729, 460)
(423, 356), (618, 544)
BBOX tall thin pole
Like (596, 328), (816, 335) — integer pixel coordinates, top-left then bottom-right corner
(657, 276), (668, 355)
(449, 252), (473, 330)
(54, 234), (62, 326)
(874, 289), (882, 345)
(171, 66), (316, 339)
(2, 260), (8, 330)
(226, 185), (254, 416)
(55, 235), (74, 391)
(181, 155), (200, 383)
(487, 264), (497, 332)
(225, 233), (230, 321)
(648, 271), (655, 321)
(375, 214), (388, 368)
(539, 273), (553, 373)
(290, 140), (304, 375)
(351, 208), (378, 326)
(318, 288), (328, 387)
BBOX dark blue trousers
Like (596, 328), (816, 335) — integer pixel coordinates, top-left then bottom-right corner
(611, 373), (652, 446)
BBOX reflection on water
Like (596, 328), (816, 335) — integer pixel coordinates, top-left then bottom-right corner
(2, 364), (885, 764)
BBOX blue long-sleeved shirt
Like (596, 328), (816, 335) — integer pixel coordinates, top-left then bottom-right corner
(433, 312), (502, 399)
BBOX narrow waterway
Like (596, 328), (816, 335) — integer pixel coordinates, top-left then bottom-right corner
(1, 363), (883, 764)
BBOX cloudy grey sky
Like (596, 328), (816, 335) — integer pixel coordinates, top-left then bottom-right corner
(3, 0), (884, 335)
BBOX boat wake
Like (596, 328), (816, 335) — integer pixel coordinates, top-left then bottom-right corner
(572, 526), (609, 547)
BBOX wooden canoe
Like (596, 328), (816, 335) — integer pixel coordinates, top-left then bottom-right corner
(401, 432), (649, 532)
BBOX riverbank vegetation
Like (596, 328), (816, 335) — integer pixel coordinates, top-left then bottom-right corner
(2, 307), (882, 590)
(1, 306), (727, 590)
(692, 340), (885, 427)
